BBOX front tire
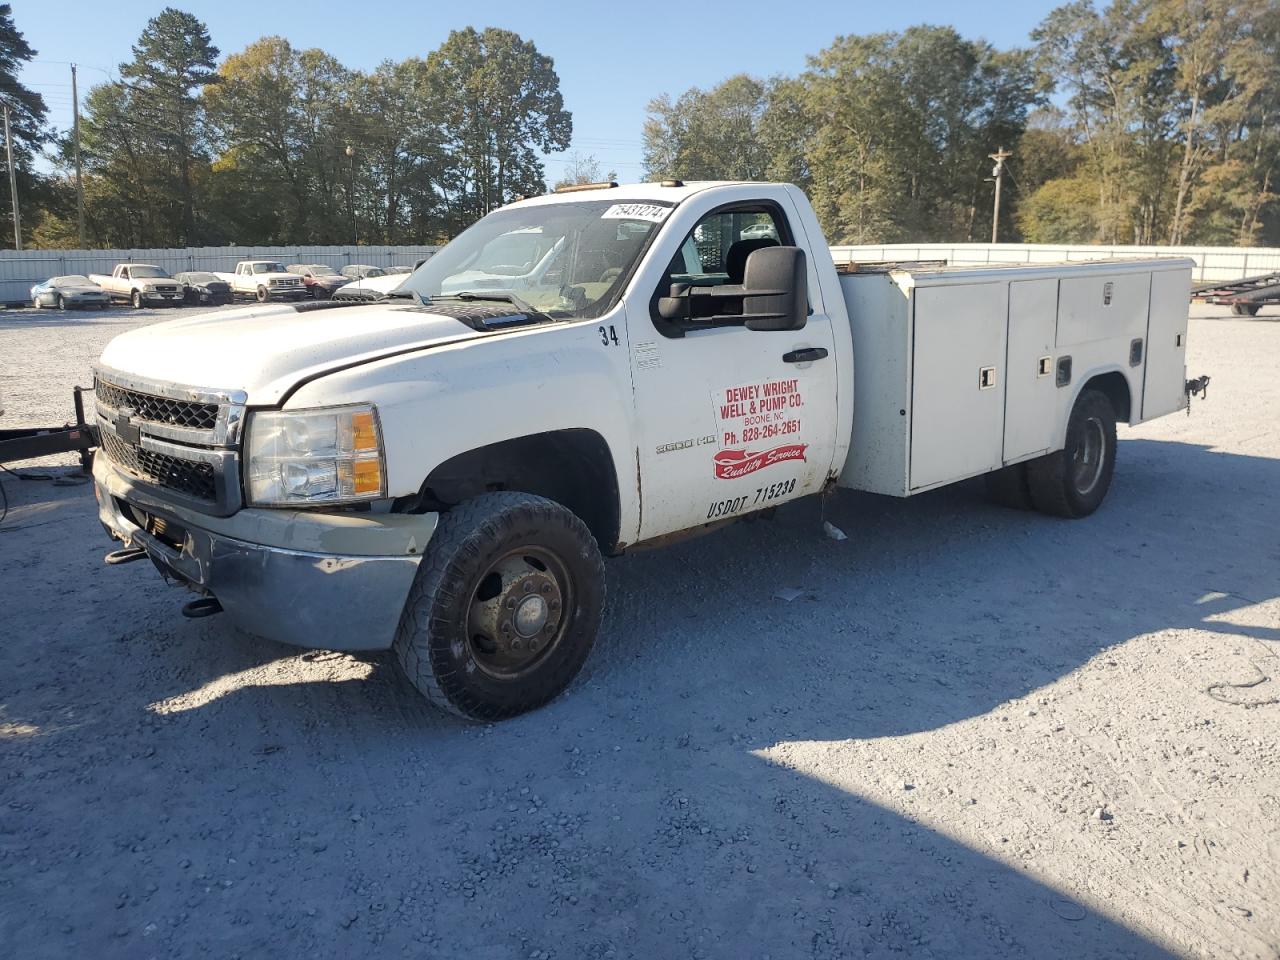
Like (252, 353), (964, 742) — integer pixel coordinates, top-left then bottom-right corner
(57, 295), (68, 310)
(394, 492), (605, 721)
(256, 285), (270, 303)
(1232, 303), (1261, 317)
(1027, 389), (1117, 518)
(131, 290), (143, 309)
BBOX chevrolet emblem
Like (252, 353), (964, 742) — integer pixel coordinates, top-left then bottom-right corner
(114, 406), (141, 445)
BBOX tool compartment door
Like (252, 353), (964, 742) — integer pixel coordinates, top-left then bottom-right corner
(1141, 268), (1190, 420)
(1002, 278), (1059, 461)
(909, 282), (1007, 490)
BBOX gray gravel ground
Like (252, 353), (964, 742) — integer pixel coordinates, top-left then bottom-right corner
(0, 302), (1277, 959)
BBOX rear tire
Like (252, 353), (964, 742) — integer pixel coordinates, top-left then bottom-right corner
(983, 462), (1032, 510)
(1232, 303), (1261, 317)
(1027, 389), (1117, 518)
(393, 492), (605, 721)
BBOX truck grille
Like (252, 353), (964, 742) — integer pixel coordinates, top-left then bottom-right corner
(96, 379), (220, 431)
(94, 370), (246, 516)
(100, 430), (217, 502)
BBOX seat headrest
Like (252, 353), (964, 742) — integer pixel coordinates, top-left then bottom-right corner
(725, 238), (779, 284)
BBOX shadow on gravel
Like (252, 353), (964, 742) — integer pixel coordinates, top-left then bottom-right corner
(4, 438), (1276, 957)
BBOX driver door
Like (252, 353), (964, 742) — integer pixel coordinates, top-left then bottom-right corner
(627, 195), (840, 541)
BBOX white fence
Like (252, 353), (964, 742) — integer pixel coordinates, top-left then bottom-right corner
(0, 244), (441, 305)
(828, 242), (1280, 285)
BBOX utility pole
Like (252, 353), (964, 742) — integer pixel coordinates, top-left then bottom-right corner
(988, 147), (1011, 244)
(71, 64), (85, 248)
(3, 101), (21, 251)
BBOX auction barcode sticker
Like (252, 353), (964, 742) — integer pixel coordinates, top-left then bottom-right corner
(600, 203), (672, 223)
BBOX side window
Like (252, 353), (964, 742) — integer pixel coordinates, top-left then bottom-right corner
(650, 205), (789, 332)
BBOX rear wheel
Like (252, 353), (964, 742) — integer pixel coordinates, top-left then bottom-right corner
(1232, 303), (1261, 317)
(393, 492), (605, 721)
(1027, 389), (1117, 518)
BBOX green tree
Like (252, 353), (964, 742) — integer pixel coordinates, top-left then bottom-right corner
(118, 7), (219, 243)
(0, 2), (50, 247)
(426, 28), (572, 227)
(642, 75), (771, 181)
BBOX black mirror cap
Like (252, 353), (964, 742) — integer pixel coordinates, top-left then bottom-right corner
(743, 246), (807, 332)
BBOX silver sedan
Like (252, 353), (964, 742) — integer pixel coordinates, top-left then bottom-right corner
(31, 275), (111, 310)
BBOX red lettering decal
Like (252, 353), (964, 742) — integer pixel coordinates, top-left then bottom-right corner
(712, 443), (808, 480)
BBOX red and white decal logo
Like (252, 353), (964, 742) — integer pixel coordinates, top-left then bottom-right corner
(713, 444), (807, 480)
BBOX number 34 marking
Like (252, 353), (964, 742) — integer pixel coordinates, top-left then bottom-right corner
(598, 324), (620, 347)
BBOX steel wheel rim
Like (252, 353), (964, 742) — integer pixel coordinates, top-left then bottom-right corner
(1071, 417), (1106, 495)
(462, 545), (573, 681)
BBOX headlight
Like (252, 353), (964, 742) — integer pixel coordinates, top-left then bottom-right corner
(246, 404), (386, 506)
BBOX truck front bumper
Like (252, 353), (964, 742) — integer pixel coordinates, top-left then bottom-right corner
(94, 456), (437, 651)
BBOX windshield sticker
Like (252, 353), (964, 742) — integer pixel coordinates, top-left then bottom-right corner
(601, 203), (671, 223)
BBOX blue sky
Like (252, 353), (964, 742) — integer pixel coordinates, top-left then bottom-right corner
(20, 0), (1064, 181)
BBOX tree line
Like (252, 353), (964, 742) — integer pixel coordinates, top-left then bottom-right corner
(2, 1), (1279, 249)
(5, 6), (571, 248)
(643, 0), (1280, 247)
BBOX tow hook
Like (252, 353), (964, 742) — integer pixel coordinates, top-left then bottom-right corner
(1185, 375), (1211, 415)
(104, 546), (148, 565)
(181, 597), (223, 619)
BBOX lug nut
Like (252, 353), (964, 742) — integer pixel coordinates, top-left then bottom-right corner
(501, 622), (511, 633)
(506, 598), (516, 609)
(549, 600), (560, 610)
(540, 583), (551, 594)
(512, 639), (523, 651)
(523, 581), (534, 593)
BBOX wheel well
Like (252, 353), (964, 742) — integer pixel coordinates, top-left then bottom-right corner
(400, 429), (622, 553)
(1082, 371), (1131, 422)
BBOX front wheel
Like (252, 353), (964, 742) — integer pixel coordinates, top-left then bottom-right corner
(1027, 389), (1117, 518)
(131, 290), (143, 309)
(256, 285), (270, 303)
(394, 492), (605, 721)
(1232, 303), (1261, 317)
(57, 295), (68, 310)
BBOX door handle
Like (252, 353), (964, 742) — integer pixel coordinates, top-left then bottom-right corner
(782, 347), (828, 364)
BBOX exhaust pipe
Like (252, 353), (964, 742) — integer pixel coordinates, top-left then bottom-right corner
(181, 596), (223, 619)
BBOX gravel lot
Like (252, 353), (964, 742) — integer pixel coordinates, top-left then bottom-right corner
(1, 302), (1277, 959)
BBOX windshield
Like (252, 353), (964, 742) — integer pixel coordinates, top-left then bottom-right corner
(399, 199), (672, 320)
(253, 262), (286, 274)
(53, 275), (90, 285)
(185, 273), (218, 283)
(305, 264), (337, 275)
(131, 266), (169, 279)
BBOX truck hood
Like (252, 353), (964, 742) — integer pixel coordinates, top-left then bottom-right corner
(97, 301), (482, 405)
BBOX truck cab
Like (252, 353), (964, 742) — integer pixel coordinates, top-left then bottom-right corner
(91, 181), (1198, 722)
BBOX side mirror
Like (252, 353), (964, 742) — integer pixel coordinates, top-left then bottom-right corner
(741, 246), (807, 332)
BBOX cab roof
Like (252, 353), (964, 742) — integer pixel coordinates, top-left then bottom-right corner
(507, 180), (766, 210)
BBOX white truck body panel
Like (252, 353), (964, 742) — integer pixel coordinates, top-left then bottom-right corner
(214, 261), (306, 300)
(837, 257), (1192, 497)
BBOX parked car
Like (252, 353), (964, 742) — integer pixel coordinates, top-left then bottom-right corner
(331, 272), (408, 301)
(30, 275), (111, 310)
(341, 264), (386, 280)
(212, 261), (307, 302)
(88, 264), (186, 308)
(385, 265), (414, 275)
(741, 221), (778, 240)
(286, 264), (350, 299)
(173, 271), (233, 306)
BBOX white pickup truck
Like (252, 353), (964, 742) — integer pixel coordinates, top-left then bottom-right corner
(90, 181), (1207, 720)
(89, 264), (186, 309)
(213, 261), (307, 302)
